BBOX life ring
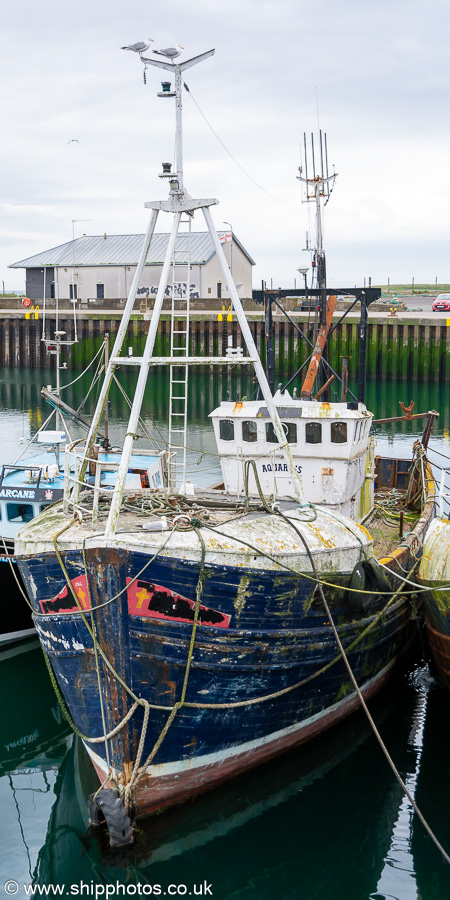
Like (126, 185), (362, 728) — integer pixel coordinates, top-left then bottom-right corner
(22, 297), (31, 307)
(346, 558), (390, 612)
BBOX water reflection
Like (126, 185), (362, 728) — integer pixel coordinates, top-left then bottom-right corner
(0, 642), (71, 887)
(0, 368), (447, 442)
(28, 653), (449, 900)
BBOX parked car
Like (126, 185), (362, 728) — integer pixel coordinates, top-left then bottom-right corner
(432, 293), (450, 311)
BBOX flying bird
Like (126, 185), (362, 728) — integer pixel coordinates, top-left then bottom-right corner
(121, 37), (154, 53)
(152, 44), (184, 61)
(67, 139), (79, 143)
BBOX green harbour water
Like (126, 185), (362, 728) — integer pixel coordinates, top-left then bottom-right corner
(1, 366), (450, 900)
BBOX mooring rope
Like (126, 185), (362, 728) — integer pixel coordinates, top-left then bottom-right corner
(1, 535), (34, 609)
(273, 506), (450, 866)
(123, 526), (208, 810)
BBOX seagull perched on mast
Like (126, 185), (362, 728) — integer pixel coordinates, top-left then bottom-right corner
(152, 44), (184, 62)
(121, 37), (154, 54)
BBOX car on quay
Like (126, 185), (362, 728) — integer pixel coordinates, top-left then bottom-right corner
(432, 293), (450, 311)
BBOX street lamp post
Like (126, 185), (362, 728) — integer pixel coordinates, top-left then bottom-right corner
(223, 221), (233, 277)
(297, 267), (309, 297)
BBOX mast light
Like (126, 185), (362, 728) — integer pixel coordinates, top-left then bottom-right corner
(159, 162), (173, 179)
(157, 81), (176, 97)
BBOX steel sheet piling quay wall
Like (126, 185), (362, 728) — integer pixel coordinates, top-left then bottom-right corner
(0, 312), (448, 381)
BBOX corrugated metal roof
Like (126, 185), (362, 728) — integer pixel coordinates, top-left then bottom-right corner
(9, 232), (255, 268)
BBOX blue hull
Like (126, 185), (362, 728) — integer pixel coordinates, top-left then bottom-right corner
(18, 544), (416, 814)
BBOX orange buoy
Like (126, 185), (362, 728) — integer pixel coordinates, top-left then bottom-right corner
(22, 297), (31, 307)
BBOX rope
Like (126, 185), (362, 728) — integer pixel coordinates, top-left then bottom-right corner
(83, 543), (111, 771)
(1, 535), (34, 609)
(123, 527), (207, 809)
(75, 351), (105, 416)
(184, 573), (417, 710)
(59, 342), (105, 392)
(184, 83), (302, 212)
(274, 507), (450, 866)
(42, 648), (140, 744)
(243, 459), (273, 513)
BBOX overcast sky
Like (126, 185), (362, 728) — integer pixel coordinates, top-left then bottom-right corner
(1, 0), (449, 292)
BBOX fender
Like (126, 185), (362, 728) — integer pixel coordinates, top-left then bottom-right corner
(346, 558), (390, 612)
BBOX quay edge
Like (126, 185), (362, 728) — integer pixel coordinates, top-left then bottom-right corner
(0, 307), (449, 382)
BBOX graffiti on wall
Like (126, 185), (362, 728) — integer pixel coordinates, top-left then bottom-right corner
(137, 283), (200, 299)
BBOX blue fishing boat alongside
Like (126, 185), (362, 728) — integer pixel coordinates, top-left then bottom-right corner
(14, 47), (437, 845)
(0, 438), (66, 645)
(0, 328), (165, 647)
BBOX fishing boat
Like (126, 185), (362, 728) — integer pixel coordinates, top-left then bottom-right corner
(14, 47), (436, 845)
(0, 329), (162, 647)
(0, 324), (76, 646)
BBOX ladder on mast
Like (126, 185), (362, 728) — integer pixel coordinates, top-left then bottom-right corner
(168, 220), (192, 487)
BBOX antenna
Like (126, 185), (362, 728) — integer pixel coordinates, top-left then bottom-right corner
(303, 133), (309, 184)
(296, 131), (337, 290)
(319, 130), (324, 185)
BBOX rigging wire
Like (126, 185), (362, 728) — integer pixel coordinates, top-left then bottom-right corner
(183, 82), (301, 212)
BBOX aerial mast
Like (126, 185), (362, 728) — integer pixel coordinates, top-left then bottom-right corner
(297, 132), (338, 399)
(297, 131), (336, 290)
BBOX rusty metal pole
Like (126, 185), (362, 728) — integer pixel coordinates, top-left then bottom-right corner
(340, 356), (348, 401)
(421, 410), (439, 449)
(358, 291), (368, 403)
(265, 292), (275, 394)
(300, 295), (337, 399)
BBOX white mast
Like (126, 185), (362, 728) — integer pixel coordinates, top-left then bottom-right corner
(297, 131), (337, 290)
(73, 48), (310, 536)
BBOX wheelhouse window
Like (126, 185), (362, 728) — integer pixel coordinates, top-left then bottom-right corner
(7, 503), (34, 523)
(219, 419), (234, 441)
(242, 420), (258, 442)
(266, 422), (297, 443)
(331, 422), (348, 443)
(305, 422), (322, 444)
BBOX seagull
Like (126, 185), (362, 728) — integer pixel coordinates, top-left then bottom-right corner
(121, 37), (154, 54)
(67, 139), (79, 143)
(152, 44), (184, 61)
